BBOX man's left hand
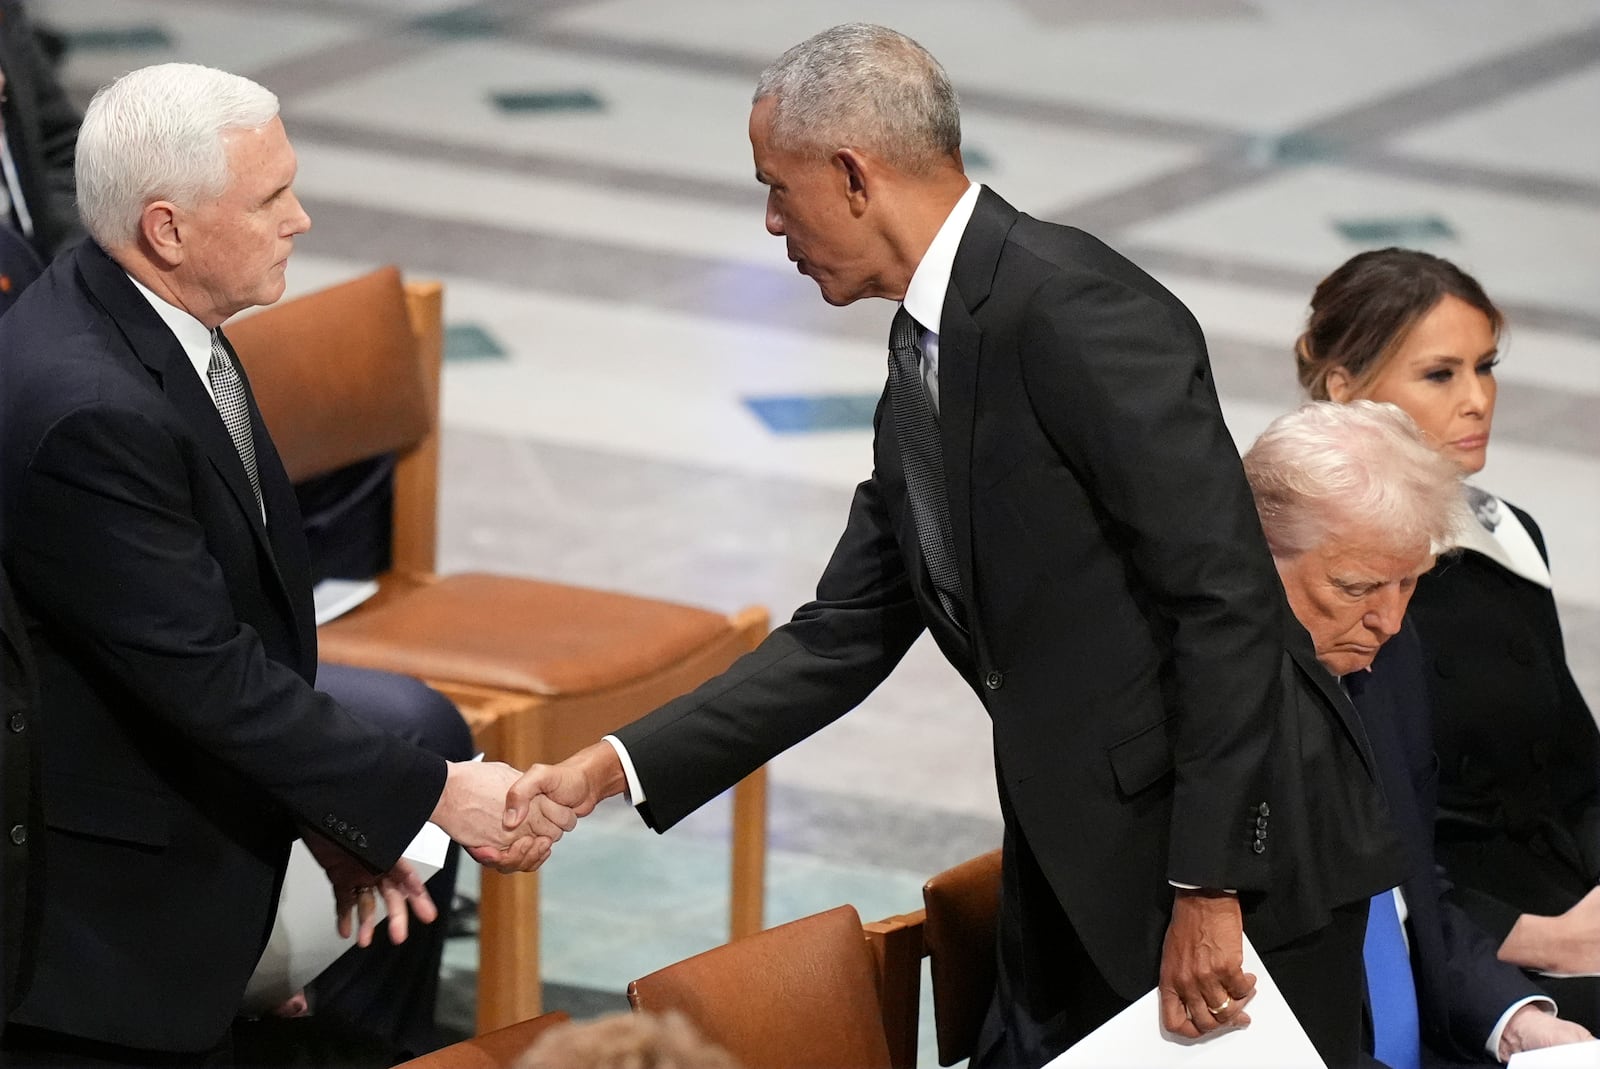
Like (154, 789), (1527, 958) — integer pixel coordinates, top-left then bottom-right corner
(303, 833), (438, 947)
(1158, 888), (1256, 1037)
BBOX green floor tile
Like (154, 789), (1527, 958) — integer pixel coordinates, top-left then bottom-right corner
(443, 323), (507, 362)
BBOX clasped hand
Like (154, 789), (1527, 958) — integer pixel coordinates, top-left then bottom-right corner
(431, 759), (584, 873)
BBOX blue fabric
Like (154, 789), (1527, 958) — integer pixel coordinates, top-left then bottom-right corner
(1366, 890), (1423, 1069)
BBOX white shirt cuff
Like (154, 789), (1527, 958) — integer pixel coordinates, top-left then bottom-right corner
(601, 734), (645, 807)
(1489, 996), (1558, 1062)
(1170, 882), (1237, 893)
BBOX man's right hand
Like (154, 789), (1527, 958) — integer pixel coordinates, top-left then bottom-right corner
(429, 760), (578, 872)
(501, 741), (629, 848)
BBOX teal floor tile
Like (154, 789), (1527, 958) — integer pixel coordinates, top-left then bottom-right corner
(490, 90), (605, 114)
(443, 323), (507, 362)
(744, 393), (879, 434)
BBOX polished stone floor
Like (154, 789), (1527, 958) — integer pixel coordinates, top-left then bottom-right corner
(29, 0), (1600, 1058)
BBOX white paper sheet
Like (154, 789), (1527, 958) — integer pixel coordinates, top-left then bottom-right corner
(311, 577), (380, 626)
(1508, 1040), (1600, 1068)
(1047, 934), (1326, 1068)
(241, 819), (449, 1014)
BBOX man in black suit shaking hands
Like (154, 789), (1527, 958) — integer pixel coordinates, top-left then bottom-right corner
(507, 24), (1400, 1068)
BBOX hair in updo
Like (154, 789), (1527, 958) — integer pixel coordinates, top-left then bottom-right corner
(1295, 248), (1503, 401)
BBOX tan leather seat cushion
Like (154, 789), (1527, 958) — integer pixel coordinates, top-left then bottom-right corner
(318, 573), (736, 696)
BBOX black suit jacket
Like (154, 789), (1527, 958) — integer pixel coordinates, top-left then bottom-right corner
(0, 562), (41, 1030)
(1350, 624), (1542, 1066)
(0, 0), (83, 260)
(1408, 505), (1599, 939)
(617, 188), (1361, 998)
(0, 241), (446, 1052)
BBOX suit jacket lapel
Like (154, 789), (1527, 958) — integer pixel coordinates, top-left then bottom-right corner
(938, 187), (1015, 608)
(74, 244), (309, 661)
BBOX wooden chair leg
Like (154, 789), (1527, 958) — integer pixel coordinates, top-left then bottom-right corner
(730, 766), (767, 939)
(475, 868), (541, 1034)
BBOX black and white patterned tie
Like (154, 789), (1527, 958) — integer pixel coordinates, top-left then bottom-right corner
(207, 329), (263, 515)
(887, 306), (965, 627)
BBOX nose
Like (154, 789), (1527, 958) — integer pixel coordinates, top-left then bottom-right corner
(287, 191), (311, 236)
(1365, 587), (1409, 642)
(764, 192), (783, 237)
(1461, 372), (1489, 416)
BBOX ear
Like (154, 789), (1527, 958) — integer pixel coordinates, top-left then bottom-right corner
(1325, 365), (1355, 402)
(835, 147), (871, 217)
(139, 201), (184, 268)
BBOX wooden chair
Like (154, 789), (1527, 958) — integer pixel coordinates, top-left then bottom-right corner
(229, 267), (770, 1032)
(862, 848), (1004, 1068)
(628, 904), (897, 1069)
(392, 1011), (569, 1068)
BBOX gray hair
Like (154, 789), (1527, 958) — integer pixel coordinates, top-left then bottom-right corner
(753, 23), (960, 173)
(76, 63), (280, 249)
(1243, 401), (1469, 559)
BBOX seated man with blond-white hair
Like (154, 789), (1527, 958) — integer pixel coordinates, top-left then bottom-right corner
(1241, 401), (1592, 1067)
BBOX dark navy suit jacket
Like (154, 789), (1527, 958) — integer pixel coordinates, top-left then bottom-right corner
(1349, 623), (1542, 1066)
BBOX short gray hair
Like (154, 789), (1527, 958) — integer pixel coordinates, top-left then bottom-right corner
(76, 63), (280, 249)
(753, 23), (960, 173)
(1243, 401), (1468, 559)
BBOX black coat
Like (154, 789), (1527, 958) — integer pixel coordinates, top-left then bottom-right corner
(1409, 505), (1599, 939)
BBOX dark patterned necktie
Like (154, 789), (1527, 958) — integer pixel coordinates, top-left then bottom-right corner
(887, 306), (965, 627)
(207, 329), (263, 516)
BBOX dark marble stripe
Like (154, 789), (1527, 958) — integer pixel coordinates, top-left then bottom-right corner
(292, 194), (1600, 443)
(1125, 244), (1600, 343)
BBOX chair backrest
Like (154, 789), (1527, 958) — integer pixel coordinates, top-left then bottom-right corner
(228, 266), (444, 577)
(923, 848), (1003, 1066)
(627, 904), (894, 1069)
(391, 1011), (570, 1068)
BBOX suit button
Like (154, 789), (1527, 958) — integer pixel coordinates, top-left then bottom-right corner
(984, 671), (1004, 691)
(9, 825), (25, 845)
(8, 713), (23, 732)
(1433, 654), (1456, 680)
(1255, 828), (1268, 842)
(1508, 639), (1535, 666)
(1256, 816), (1268, 830)
(357, 833), (368, 848)
(1251, 839), (1265, 854)
(324, 814), (337, 829)
(1257, 802), (1270, 818)
(337, 821), (348, 834)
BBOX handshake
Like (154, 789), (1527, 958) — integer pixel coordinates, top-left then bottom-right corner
(428, 742), (624, 872)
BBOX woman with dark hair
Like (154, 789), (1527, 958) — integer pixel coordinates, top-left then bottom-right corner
(1297, 247), (1600, 1031)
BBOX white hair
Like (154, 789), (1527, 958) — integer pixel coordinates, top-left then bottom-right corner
(1243, 401), (1469, 559)
(76, 63), (280, 249)
(753, 23), (961, 174)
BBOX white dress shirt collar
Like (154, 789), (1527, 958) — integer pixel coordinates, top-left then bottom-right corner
(902, 181), (981, 335)
(125, 273), (217, 403)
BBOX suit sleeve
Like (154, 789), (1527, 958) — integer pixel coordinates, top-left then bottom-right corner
(1425, 877), (1546, 1060)
(615, 466), (927, 832)
(1017, 274), (1282, 891)
(10, 402), (443, 871)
